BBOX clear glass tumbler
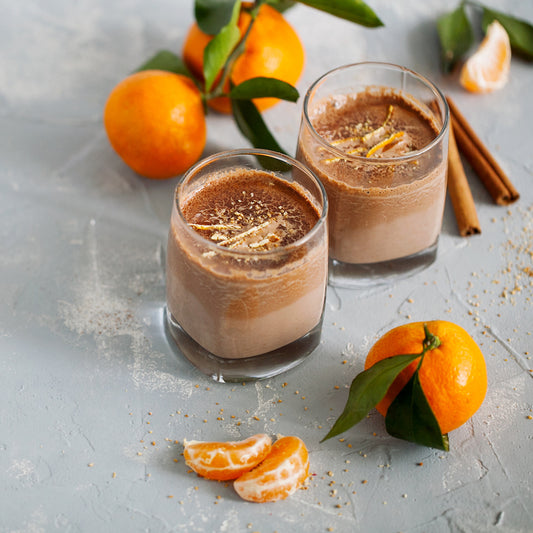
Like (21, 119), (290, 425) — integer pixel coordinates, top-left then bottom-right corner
(297, 62), (449, 288)
(165, 149), (328, 382)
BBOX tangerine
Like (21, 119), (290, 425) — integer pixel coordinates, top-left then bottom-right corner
(104, 70), (206, 179)
(182, 3), (305, 113)
(183, 433), (272, 481)
(460, 20), (511, 93)
(364, 320), (487, 435)
(233, 435), (309, 503)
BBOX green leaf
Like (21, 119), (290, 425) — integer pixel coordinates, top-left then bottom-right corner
(230, 77), (299, 102)
(203, 0), (242, 92)
(231, 98), (286, 152)
(437, 4), (474, 73)
(385, 370), (449, 451)
(231, 98), (289, 169)
(322, 352), (421, 442)
(195, 0), (238, 35)
(296, 0), (383, 28)
(482, 7), (533, 60)
(136, 50), (192, 77)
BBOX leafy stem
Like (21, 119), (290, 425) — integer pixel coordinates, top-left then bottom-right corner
(322, 324), (449, 451)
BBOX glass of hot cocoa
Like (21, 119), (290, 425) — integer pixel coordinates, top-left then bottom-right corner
(297, 62), (449, 288)
(165, 149), (328, 382)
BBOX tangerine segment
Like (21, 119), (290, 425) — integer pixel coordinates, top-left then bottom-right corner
(233, 436), (309, 503)
(183, 434), (272, 481)
(364, 320), (487, 435)
(460, 20), (511, 93)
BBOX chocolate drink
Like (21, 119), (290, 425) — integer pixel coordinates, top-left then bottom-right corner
(297, 87), (447, 264)
(166, 168), (327, 360)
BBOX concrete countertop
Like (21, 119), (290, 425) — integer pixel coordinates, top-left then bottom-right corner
(1, 1), (532, 531)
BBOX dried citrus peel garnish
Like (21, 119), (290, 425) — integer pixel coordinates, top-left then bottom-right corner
(366, 131), (405, 158)
(320, 105), (405, 162)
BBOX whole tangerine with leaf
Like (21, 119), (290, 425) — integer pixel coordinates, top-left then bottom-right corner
(323, 321), (487, 451)
(104, 70), (206, 179)
(183, 2), (305, 113)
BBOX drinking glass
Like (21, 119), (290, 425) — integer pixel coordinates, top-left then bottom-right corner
(165, 149), (328, 382)
(297, 62), (449, 288)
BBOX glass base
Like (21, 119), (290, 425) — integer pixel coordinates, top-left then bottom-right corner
(164, 308), (323, 383)
(328, 241), (438, 289)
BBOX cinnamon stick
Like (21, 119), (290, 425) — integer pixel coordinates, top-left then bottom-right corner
(446, 96), (519, 205)
(447, 125), (481, 236)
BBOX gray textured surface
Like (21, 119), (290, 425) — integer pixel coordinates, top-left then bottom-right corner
(1, 1), (532, 532)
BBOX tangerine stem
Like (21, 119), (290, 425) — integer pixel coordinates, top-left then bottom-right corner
(415, 324), (441, 372)
(423, 323), (441, 351)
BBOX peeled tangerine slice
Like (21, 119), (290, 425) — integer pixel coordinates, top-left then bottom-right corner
(233, 435), (309, 503)
(183, 434), (272, 481)
(460, 20), (511, 93)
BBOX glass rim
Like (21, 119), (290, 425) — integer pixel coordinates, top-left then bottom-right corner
(174, 148), (328, 258)
(302, 61), (450, 164)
